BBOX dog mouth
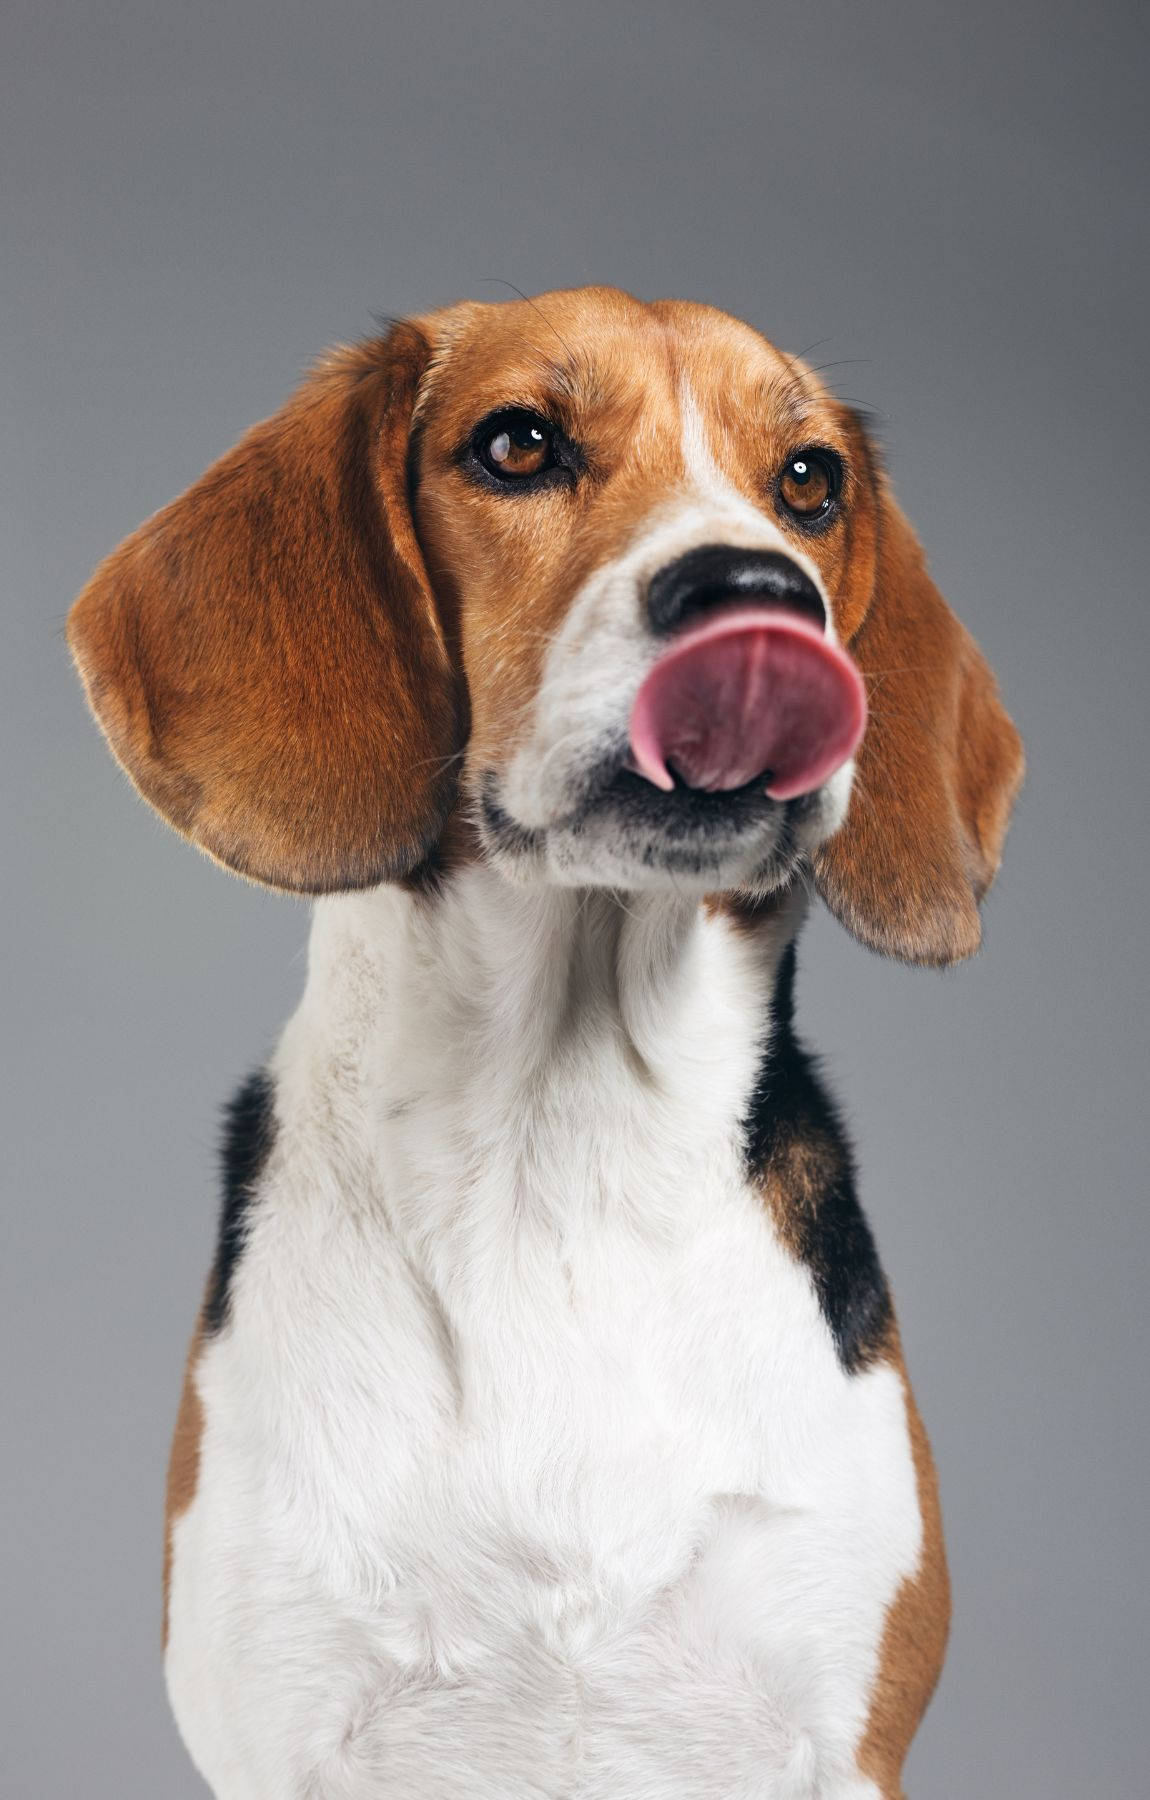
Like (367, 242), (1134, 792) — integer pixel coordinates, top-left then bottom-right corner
(480, 604), (866, 881)
(627, 605), (866, 802)
(571, 755), (795, 838)
(479, 751), (822, 884)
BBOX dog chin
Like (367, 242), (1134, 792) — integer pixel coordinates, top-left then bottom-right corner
(545, 831), (796, 894)
(480, 784), (851, 896)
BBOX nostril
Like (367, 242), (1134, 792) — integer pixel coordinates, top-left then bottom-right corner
(646, 545), (826, 635)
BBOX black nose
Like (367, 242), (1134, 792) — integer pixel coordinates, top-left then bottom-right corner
(646, 545), (826, 635)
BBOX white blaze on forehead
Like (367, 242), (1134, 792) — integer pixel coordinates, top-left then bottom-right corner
(676, 381), (830, 622)
(678, 380), (748, 502)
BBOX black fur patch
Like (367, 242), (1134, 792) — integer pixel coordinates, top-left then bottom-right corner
(742, 942), (892, 1372)
(203, 1069), (277, 1334)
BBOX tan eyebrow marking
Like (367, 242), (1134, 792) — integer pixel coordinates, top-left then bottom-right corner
(762, 363), (818, 430)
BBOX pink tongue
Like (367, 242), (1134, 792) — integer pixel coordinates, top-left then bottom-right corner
(629, 607), (867, 802)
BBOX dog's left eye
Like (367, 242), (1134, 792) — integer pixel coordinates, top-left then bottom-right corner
(478, 411), (556, 481)
(778, 450), (841, 519)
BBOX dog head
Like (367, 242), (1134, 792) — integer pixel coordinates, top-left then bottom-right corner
(69, 286), (1022, 964)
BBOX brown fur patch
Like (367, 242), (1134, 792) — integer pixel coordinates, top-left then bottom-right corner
(759, 1128), (850, 1262)
(857, 1328), (951, 1796)
(68, 326), (460, 893)
(162, 1318), (205, 1648)
(814, 478), (1024, 964)
(701, 888), (795, 934)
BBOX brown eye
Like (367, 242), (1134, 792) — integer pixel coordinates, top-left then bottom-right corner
(779, 451), (838, 518)
(480, 411), (555, 480)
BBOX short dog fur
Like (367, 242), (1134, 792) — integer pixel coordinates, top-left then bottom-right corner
(70, 286), (1023, 1799)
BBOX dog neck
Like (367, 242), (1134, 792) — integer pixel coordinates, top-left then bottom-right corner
(275, 867), (803, 1265)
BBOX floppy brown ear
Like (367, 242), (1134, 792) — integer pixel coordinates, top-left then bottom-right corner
(814, 481), (1024, 965)
(68, 323), (459, 892)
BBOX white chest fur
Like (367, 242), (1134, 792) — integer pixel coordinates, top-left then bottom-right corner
(166, 874), (921, 1800)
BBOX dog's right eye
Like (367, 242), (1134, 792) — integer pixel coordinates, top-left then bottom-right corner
(473, 410), (560, 485)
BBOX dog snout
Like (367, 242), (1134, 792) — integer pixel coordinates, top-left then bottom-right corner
(645, 545), (826, 636)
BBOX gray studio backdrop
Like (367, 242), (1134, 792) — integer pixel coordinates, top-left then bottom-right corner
(3, 3), (1147, 1795)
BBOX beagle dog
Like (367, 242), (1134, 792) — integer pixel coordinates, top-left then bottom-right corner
(69, 287), (1023, 1800)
